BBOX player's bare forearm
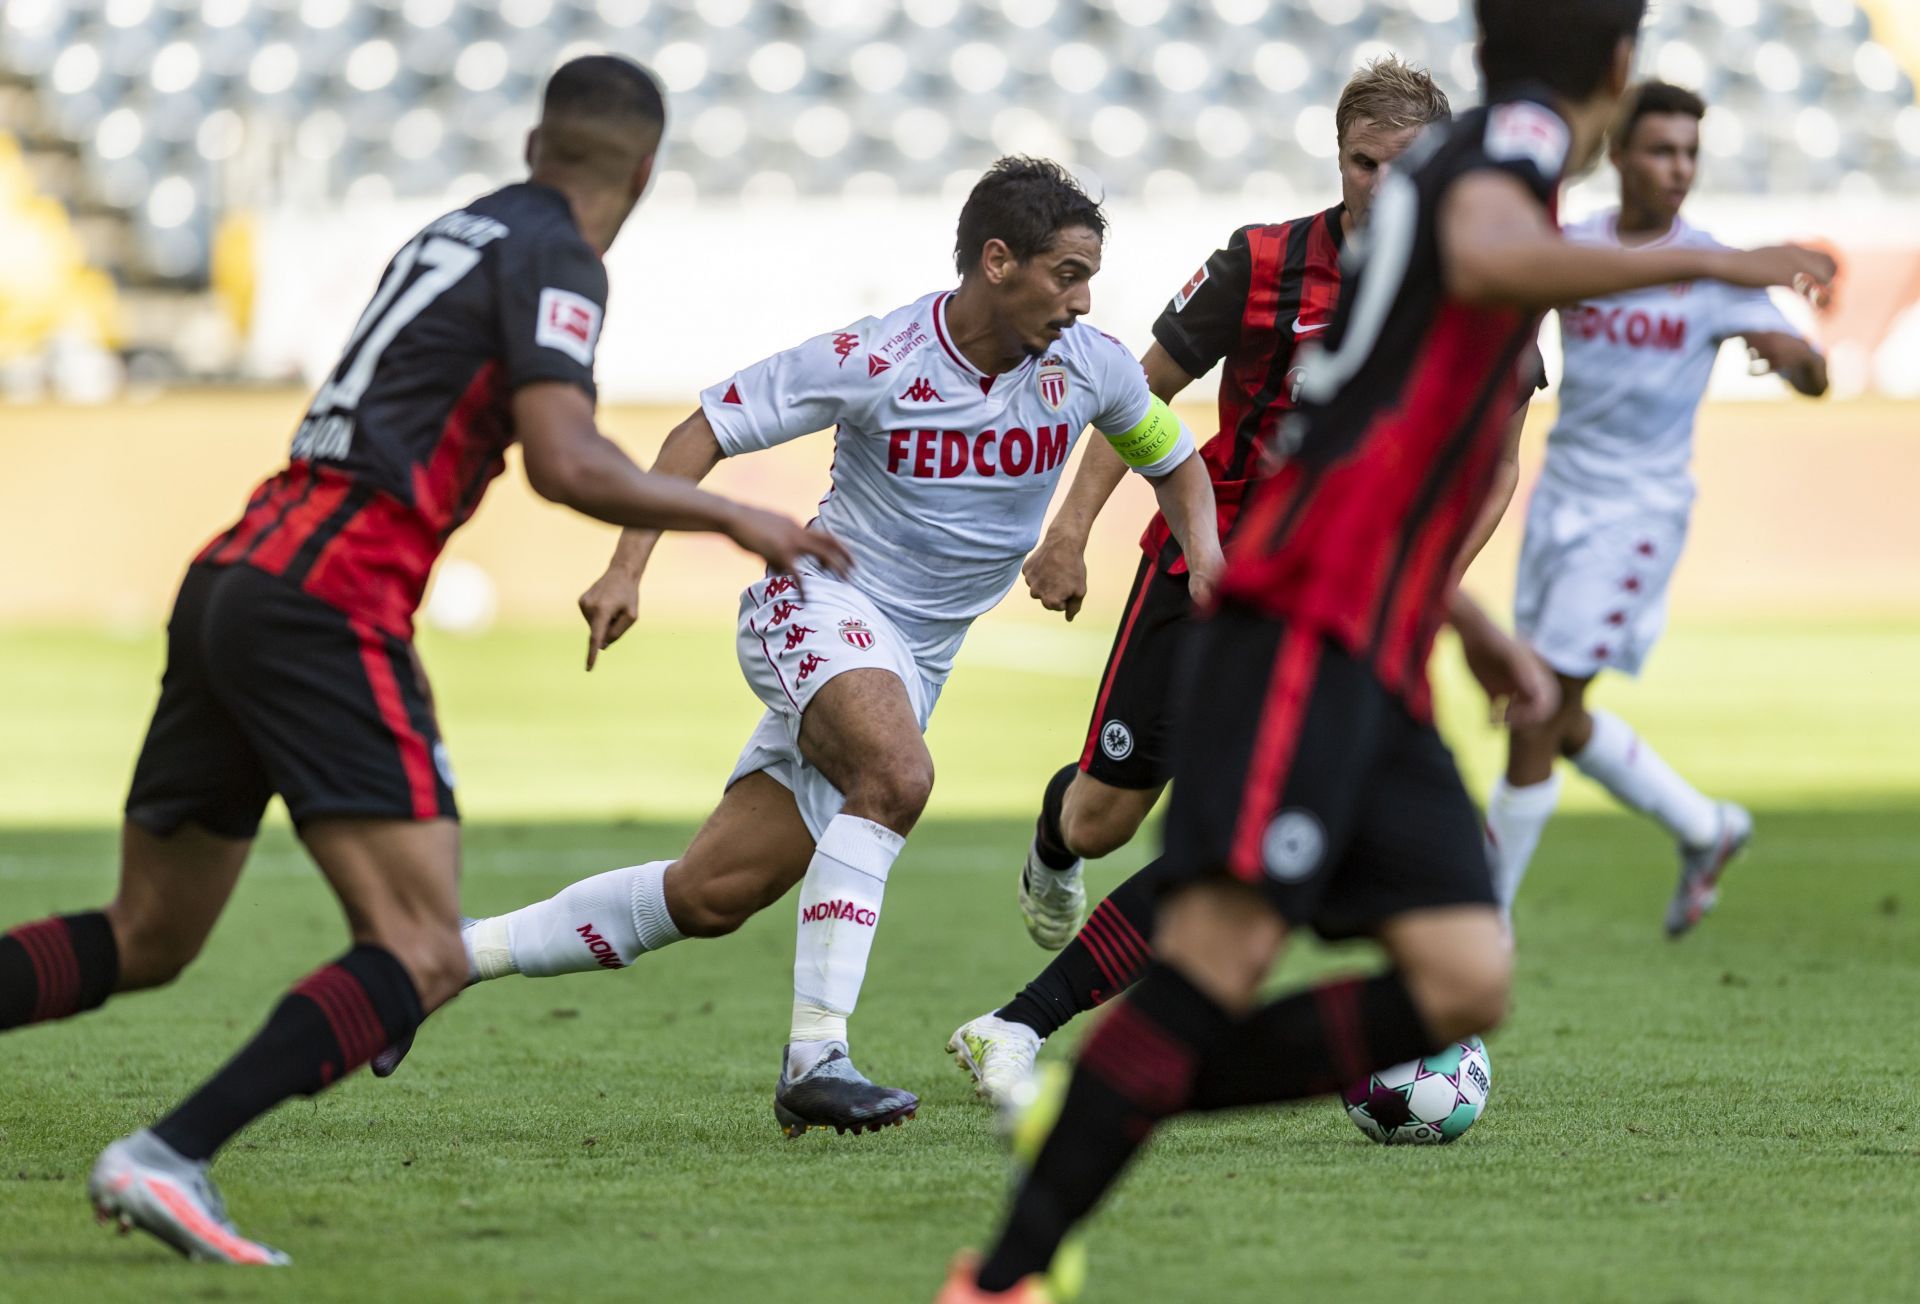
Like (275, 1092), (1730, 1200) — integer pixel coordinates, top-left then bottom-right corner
(1150, 453), (1224, 603)
(1453, 402), (1526, 581)
(1744, 331), (1829, 398)
(601, 409), (727, 580)
(1441, 174), (1836, 309)
(1046, 435), (1131, 549)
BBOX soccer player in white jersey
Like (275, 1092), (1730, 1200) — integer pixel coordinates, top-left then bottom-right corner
(415, 158), (1220, 1134)
(1485, 82), (1828, 938)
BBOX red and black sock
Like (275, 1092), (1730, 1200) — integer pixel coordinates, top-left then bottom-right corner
(0, 912), (119, 1030)
(1031, 764), (1081, 870)
(977, 962), (1232, 1293)
(1191, 971), (1438, 1111)
(152, 944), (423, 1162)
(997, 861), (1158, 1038)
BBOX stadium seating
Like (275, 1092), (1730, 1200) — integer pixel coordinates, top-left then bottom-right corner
(1, 0), (1915, 285)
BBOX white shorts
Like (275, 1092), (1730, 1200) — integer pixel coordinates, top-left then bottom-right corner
(727, 570), (942, 840)
(1513, 483), (1689, 679)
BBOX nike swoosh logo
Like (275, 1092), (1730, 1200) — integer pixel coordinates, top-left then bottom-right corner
(1292, 318), (1328, 335)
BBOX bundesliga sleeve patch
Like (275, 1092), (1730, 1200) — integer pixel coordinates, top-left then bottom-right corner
(1485, 102), (1570, 180)
(1172, 264), (1209, 312)
(535, 287), (602, 367)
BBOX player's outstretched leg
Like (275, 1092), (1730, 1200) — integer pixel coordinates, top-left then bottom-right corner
(949, 857), (1160, 1106)
(92, 819), (466, 1263)
(3, 824), (248, 1033)
(1570, 708), (1750, 936)
(1017, 767), (1163, 951)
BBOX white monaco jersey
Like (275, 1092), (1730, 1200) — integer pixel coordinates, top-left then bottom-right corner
(701, 290), (1194, 674)
(1545, 211), (1798, 513)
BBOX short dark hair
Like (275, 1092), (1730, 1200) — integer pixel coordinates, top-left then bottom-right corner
(953, 157), (1106, 279)
(1611, 80), (1706, 152)
(1476, 0), (1646, 102)
(542, 55), (666, 131)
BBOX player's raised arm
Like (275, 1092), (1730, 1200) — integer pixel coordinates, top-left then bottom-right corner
(1744, 331), (1829, 398)
(1440, 171), (1835, 310)
(1022, 343), (1197, 620)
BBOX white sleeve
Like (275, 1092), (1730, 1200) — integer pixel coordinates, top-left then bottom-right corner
(1086, 330), (1197, 479)
(1714, 283), (1798, 344)
(699, 323), (875, 456)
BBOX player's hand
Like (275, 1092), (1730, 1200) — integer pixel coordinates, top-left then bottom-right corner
(579, 568), (641, 671)
(1022, 531), (1090, 621)
(1184, 541), (1226, 611)
(1461, 625), (1560, 728)
(726, 506), (853, 585)
(1716, 245), (1837, 307)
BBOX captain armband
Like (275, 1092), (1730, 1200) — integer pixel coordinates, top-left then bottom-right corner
(1101, 395), (1183, 469)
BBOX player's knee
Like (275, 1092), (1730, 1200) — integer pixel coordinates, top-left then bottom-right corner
(847, 756), (934, 834)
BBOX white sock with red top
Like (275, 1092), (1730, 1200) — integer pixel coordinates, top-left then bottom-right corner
(466, 860), (683, 981)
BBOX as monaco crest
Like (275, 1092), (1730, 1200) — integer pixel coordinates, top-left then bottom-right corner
(1039, 362), (1068, 410)
(839, 619), (876, 650)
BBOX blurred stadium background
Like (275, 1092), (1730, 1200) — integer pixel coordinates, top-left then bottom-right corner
(2, 0), (1917, 821)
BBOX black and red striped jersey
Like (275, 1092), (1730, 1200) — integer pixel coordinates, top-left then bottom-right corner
(198, 182), (605, 637)
(1221, 89), (1569, 718)
(1140, 205), (1346, 569)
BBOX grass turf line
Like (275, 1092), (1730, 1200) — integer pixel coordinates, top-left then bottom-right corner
(2, 810), (1916, 1303)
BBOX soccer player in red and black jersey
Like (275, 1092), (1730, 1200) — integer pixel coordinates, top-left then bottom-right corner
(0, 57), (846, 1265)
(950, 58), (1502, 1104)
(942, 0), (1836, 1296)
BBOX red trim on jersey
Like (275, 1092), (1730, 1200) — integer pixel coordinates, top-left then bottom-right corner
(1080, 557), (1161, 770)
(352, 618), (440, 819)
(1296, 214), (1343, 326)
(242, 471), (354, 576)
(1226, 626), (1323, 881)
(931, 293), (983, 378)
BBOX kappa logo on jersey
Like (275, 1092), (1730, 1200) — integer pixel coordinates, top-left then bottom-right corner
(535, 287), (601, 366)
(1038, 361), (1068, 410)
(900, 378), (943, 403)
(1568, 304), (1687, 351)
(796, 652), (830, 682)
(838, 618), (876, 650)
(764, 575), (799, 600)
(1100, 720), (1133, 761)
(833, 332), (859, 367)
(1172, 265), (1209, 312)
(770, 599), (801, 625)
(886, 424), (1070, 480)
(1261, 810), (1326, 883)
(783, 624), (815, 652)
(1485, 101), (1570, 180)
(868, 355), (892, 378)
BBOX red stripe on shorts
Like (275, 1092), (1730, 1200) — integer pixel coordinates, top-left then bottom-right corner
(1226, 628), (1324, 880)
(1080, 558), (1160, 769)
(351, 620), (439, 820)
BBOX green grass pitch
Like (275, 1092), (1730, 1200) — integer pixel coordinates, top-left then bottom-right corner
(2, 619), (1917, 1302)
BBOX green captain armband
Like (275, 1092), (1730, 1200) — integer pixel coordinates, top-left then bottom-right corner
(1102, 395), (1182, 468)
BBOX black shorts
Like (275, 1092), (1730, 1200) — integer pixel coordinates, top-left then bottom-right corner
(1158, 605), (1493, 940)
(125, 563), (457, 839)
(1078, 551), (1194, 790)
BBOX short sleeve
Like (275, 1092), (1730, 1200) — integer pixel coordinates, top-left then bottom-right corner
(1477, 100), (1571, 204)
(1150, 227), (1255, 379)
(1713, 283), (1797, 344)
(701, 325), (874, 457)
(498, 233), (607, 398)
(1086, 329), (1196, 479)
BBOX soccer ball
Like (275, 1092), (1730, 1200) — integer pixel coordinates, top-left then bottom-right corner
(1342, 1036), (1493, 1145)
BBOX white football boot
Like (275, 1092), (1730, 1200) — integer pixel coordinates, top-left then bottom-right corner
(946, 1013), (1043, 1110)
(1666, 802), (1753, 939)
(1017, 841), (1085, 951)
(89, 1130), (290, 1265)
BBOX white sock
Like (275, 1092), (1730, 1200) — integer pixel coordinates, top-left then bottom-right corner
(1486, 773), (1562, 915)
(787, 815), (904, 1076)
(1572, 709), (1719, 849)
(466, 860), (683, 981)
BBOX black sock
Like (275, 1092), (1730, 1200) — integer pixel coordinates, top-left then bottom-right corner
(997, 860), (1160, 1038)
(152, 945), (423, 1162)
(0, 912), (119, 1030)
(1191, 971), (1438, 1111)
(977, 963), (1233, 1293)
(1031, 764), (1080, 870)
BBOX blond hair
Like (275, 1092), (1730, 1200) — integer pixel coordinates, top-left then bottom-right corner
(1336, 56), (1451, 146)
